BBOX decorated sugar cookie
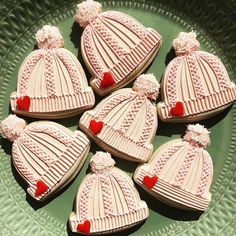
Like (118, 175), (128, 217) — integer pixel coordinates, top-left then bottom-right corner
(80, 74), (160, 162)
(69, 152), (149, 234)
(157, 32), (236, 122)
(134, 124), (213, 211)
(75, 0), (162, 95)
(10, 25), (95, 119)
(0, 115), (90, 201)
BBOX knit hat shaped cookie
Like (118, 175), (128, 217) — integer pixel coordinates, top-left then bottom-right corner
(80, 74), (160, 162)
(75, 0), (162, 95)
(10, 25), (95, 119)
(69, 152), (149, 234)
(0, 115), (90, 201)
(134, 124), (213, 211)
(157, 32), (236, 122)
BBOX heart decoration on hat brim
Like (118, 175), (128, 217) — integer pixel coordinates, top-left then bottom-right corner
(16, 95), (31, 111)
(35, 180), (49, 197)
(143, 175), (158, 189)
(77, 220), (91, 234)
(170, 101), (185, 116)
(89, 119), (104, 135)
(100, 72), (115, 89)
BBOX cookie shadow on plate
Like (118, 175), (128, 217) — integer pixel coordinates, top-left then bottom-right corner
(10, 158), (82, 210)
(165, 47), (176, 66)
(0, 137), (12, 156)
(66, 217), (145, 236)
(135, 185), (203, 221)
(156, 104), (232, 137)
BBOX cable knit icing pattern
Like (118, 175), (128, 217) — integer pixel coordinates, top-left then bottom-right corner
(77, 1), (162, 95)
(70, 151), (149, 234)
(134, 124), (213, 211)
(80, 75), (159, 162)
(0, 115), (90, 201)
(10, 25), (95, 118)
(157, 31), (236, 122)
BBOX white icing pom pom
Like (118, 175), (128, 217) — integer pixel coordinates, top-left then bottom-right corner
(172, 32), (200, 56)
(183, 124), (210, 148)
(133, 74), (160, 100)
(0, 115), (26, 142)
(90, 151), (115, 172)
(36, 25), (64, 49)
(75, 0), (102, 27)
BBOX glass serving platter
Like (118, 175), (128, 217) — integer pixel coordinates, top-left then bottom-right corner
(0, 0), (235, 235)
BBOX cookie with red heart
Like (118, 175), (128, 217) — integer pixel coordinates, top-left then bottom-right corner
(80, 74), (160, 163)
(157, 32), (236, 122)
(0, 114), (90, 201)
(69, 152), (149, 234)
(75, 0), (162, 96)
(134, 124), (213, 211)
(10, 25), (95, 119)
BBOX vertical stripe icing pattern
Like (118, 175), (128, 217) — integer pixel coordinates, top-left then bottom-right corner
(137, 100), (155, 145)
(29, 124), (73, 145)
(12, 143), (39, 185)
(187, 54), (205, 97)
(119, 94), (145, 133)
(103, 12), (148, 39)
(17, 132), (55, 166)
(91, 17), (127, 57)
(56, 50), (82, 92)
(101, 174), (114, 215)
(19, 52), (43, 95)
(95, 93), (135, 120)
(44, 50), (56, 97)
(166, 57), (182, 105)
(153, 143), (183, 175)
(199, 52), (230, 89)
(84, 26), (105, 77)
(79, 175), (96, 221)
(112, 172), (137, 211)
(197, 154), (212, 197)
(173, 148), (198, 187)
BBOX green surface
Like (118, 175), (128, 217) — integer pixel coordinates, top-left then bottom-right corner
(0, 0), (236, 235)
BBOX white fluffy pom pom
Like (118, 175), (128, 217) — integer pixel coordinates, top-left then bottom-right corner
(0, 115), (26, 142)
(75, 0), (102, 27)
(36, 25), (64, 49)
(183, 124), (210, 148)
(172, 32), (200, 56)
(90, 151), (115, 172)
(133, 74), (160, 100)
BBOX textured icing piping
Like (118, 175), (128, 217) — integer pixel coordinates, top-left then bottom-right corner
(0, 114), (26, 141)
(183, 124), (210, 148)
(90, 151), (115, 172)
(133, 74), (160, 100)
(75, 0), (102, 27)
(36, 25), (64, 49)
(172, 31), (200, 56)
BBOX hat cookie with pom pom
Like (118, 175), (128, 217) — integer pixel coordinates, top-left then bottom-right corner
(69, 151), (149, 234)
(80, 74), (160, 163)
(10, 25), (95, 119)
(134, 124), (213, 211)
(157, 31), (236, 123)
(0, 114), (90, 201)
(75, 0), (162, 96)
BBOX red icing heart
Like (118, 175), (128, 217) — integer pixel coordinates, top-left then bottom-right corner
(16, 96), (30, 111)
(170, 102), (185, 116)
(35, 180), (49, 197)
(89, 119), (104, 135)
(143, 175), (158, 189)
(100, 72), (115, 89)
(77, 220), (90, 234)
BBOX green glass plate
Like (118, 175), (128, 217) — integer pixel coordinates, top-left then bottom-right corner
(0, 0), (235, 235)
